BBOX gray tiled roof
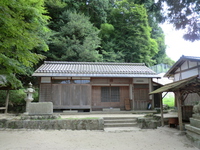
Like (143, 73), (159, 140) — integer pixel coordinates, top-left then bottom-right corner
(164, 55), (200, 77)
(181, 56), (200, 60)
(32, 61), (160, 78)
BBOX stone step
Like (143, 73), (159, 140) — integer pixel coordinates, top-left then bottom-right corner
(104, 119), (136, 124)
(103, 117), (138, 128)
(190, 118), (200, 128)
(185, 124), (200, 135)
(103, 117), (137, 120)
(104, 127), (140, 132)
(104, 122), (138, 128)
(103, 108), (121, 112)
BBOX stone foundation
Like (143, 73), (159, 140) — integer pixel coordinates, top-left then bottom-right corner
(185, 114), (200, 149)
(21, 114), (61, 120)
(0, 118), (104, 130)
(137, 116), (161, 129)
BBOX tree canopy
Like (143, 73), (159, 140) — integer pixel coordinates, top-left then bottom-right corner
(0, 0), (50, 88)
(45, 11), (102, 61)
(44, 0), (168, 66)
(1, 0), (178, 87)
(112, 1), (159, 65)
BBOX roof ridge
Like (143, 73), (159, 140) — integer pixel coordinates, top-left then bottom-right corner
(44, 61), (145, 66)
(181, 55), (200, 60)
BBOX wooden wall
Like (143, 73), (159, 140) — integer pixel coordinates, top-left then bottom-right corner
(91, 86), (129, 111)
(133, 84), (149, 110)
(39, 77), (152, 110)
(40, 84), (91, 109)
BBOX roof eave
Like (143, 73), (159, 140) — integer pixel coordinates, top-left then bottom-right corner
(149, 75), (199, 95)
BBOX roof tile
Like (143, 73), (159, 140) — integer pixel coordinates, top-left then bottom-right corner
(33, 61), (160, 78)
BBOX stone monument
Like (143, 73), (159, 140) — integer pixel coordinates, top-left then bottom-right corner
(185, 101), (200, 149)
(24, 82), (35, 114)
(23, 82), (53, 116)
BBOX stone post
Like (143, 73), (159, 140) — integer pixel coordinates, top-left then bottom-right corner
(24, 82), (35, 114)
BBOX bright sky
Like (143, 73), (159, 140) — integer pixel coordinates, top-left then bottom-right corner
(160, 23), (200, 61)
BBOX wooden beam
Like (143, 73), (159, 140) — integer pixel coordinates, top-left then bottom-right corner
(160, 93), (164, 127)
(162, 92), (168, 99)
(182, 93), (189, 102)
(176, 92), (183, 131)
(5, 90), (9, 114)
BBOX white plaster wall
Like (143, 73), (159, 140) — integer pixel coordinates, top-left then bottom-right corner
(189, 61), (197, 68)
(181, 68), (198, 79)
(133, 78), (149, 84)
(175, 68), (180, 73)
(174, 73), (181, 81)
(41, 77), (51, 83)
(181, 61), (188, 70)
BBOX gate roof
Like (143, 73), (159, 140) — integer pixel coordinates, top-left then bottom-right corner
(149, 75), (200, 94)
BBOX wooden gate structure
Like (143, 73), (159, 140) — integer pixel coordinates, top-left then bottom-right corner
(150, 75), (200, 131)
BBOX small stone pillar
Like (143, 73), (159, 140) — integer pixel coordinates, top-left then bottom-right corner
(185, 102), (200, 149)
(24, 82), (35, 114)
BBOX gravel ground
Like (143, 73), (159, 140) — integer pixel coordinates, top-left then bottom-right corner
(0, 126), (198, 150)
(0, 113), (198, 150)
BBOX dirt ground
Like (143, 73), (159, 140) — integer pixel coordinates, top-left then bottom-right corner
(0, 113), (198, 150)
(0, 127), (198, 150)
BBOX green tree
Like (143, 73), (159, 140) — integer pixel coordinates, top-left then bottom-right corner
(61, 0), (111, 28)
(0, 0), (50, 88)
(45, 11), (102, 61)
(99, 23), (124, 62)
(107, 0), (159, 65)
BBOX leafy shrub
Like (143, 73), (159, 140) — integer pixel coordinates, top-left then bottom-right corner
(0, 88), (39, 113)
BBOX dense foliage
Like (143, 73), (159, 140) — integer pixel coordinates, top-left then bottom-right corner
(43, 0), (171, 66)
(0, 0), (50, 88)
(0, 0), (180, 112)
(0, 0), (178, 89)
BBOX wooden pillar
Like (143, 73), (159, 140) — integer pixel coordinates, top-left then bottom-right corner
(129, 84), (133, 110)
(132, 84), (135, 110)
(160, 93), (164, 127)
(5, 90), (9, 114)
(176, 92), (183, 131)
(148, 78), (154, 108)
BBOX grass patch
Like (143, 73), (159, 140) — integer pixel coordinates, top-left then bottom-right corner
(163, 92), (175, 107)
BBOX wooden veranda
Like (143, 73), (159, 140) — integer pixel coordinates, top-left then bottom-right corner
(150, 75), (200, 131)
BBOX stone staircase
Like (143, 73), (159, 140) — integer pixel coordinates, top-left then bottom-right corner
(103, 117), (138, 128)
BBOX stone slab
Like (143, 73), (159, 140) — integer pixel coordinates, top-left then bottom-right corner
(186, 130), (200, 149)
(189, 118), (200, 128)
(192, 114), (200, 120)
(28, 102), (53, 115)
(185, 125), (200, 135)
